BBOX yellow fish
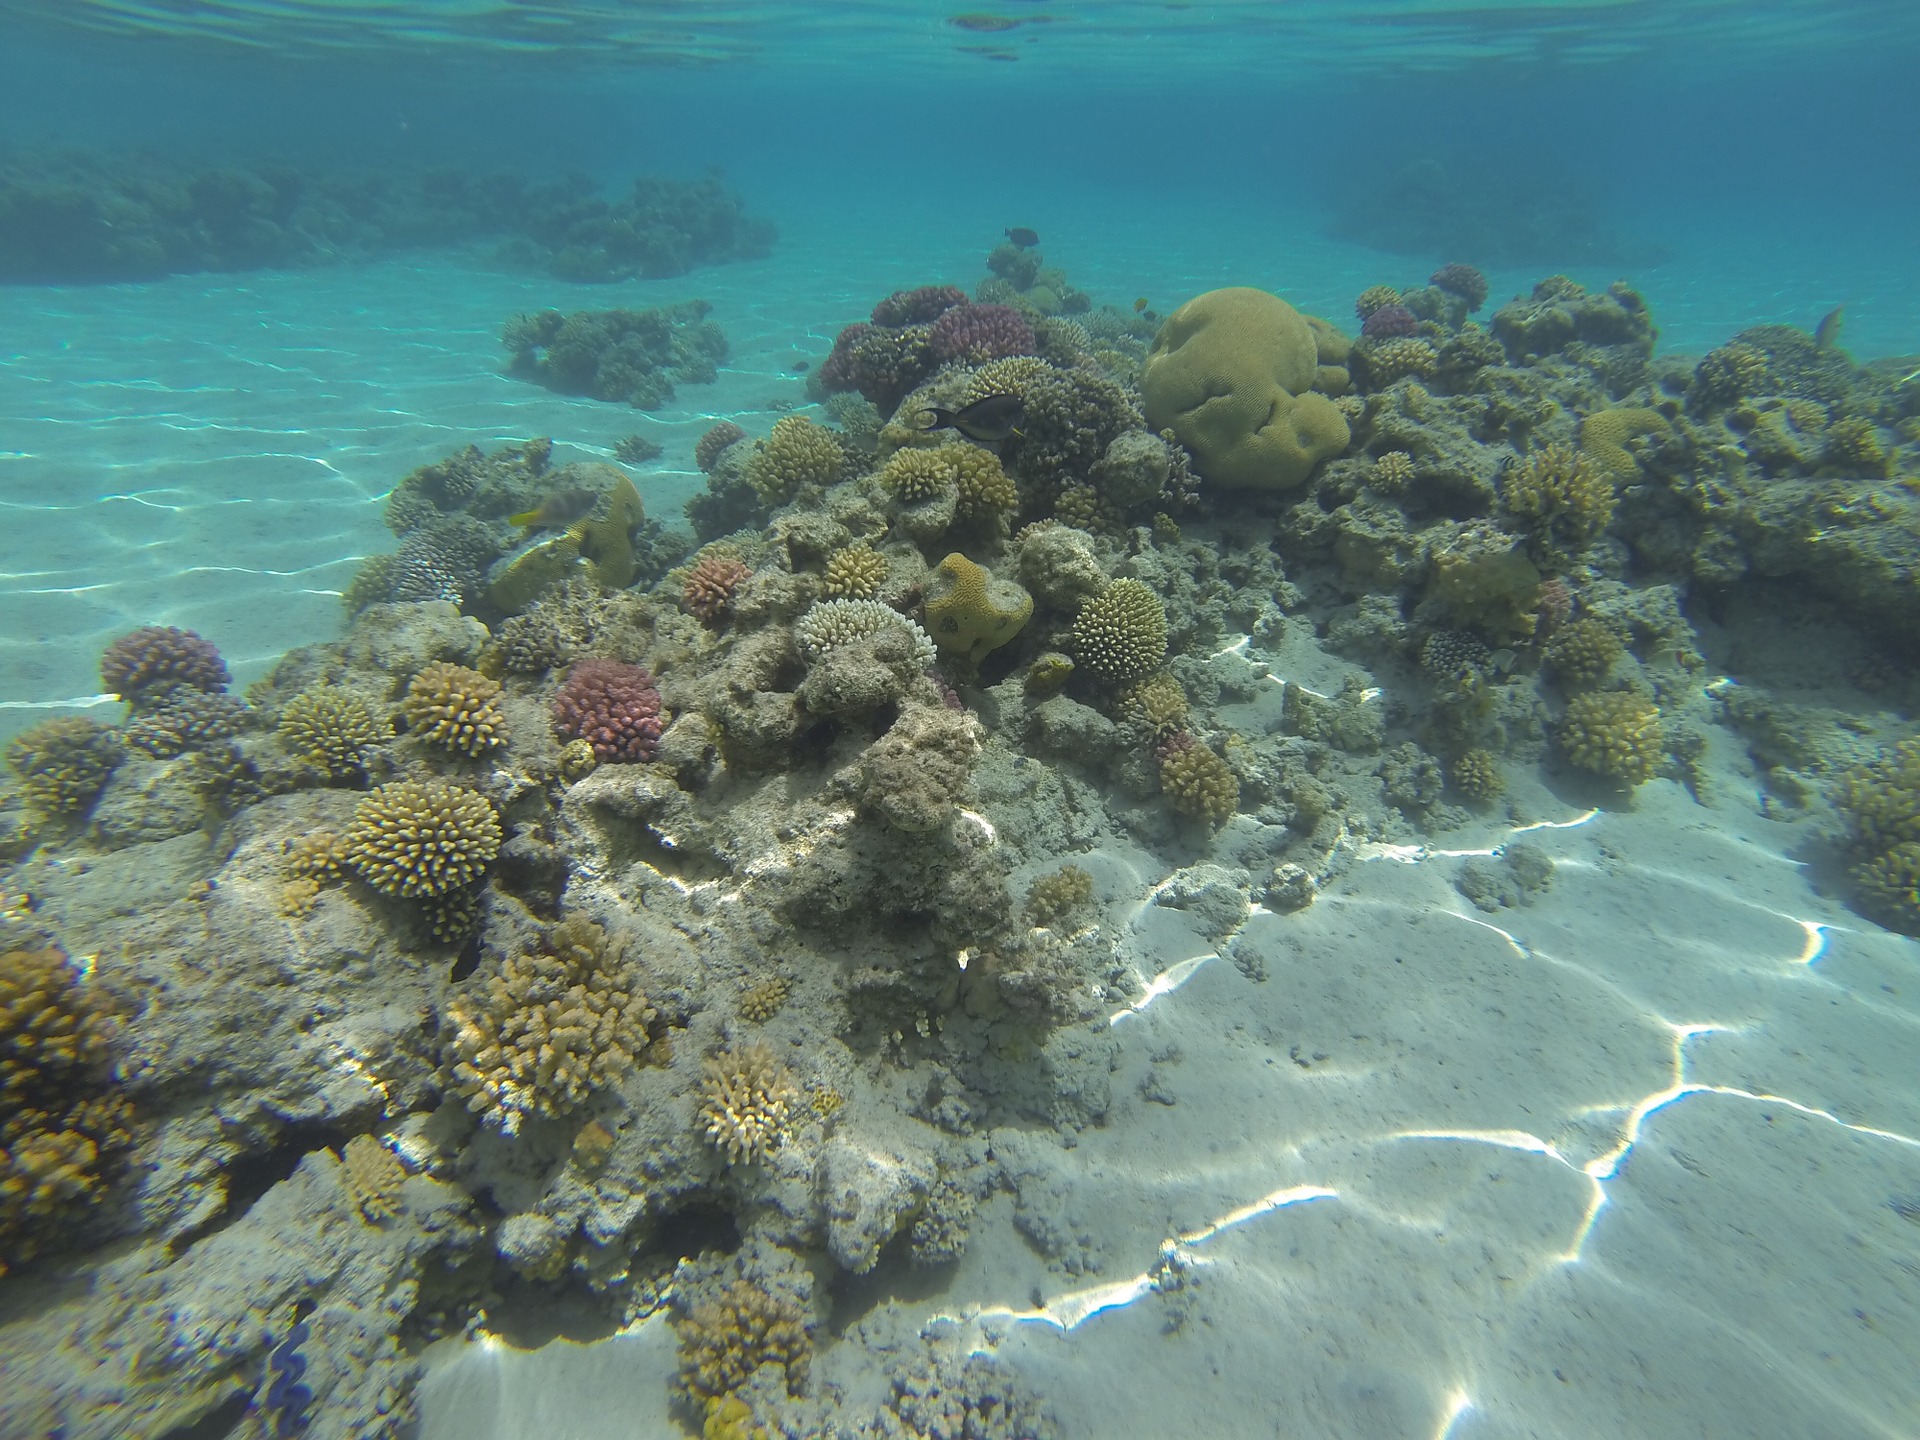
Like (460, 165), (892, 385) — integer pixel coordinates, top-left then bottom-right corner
(507, 488), (599, 529)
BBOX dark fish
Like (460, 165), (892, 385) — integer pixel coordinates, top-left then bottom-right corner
(507, 488), (598, 529)
(791, 359), (810, 372)
(920, 393), (1026, 442)
(1004, 227), (1040, 249)
(952, 12), (1021, 30)
(1815, 304), (1846, 350)
(1133, 296), (1149, 313)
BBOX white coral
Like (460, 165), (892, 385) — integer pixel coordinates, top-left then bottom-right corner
(795, 599), (936, 669)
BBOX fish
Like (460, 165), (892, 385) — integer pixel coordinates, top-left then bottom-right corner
(1004, 227), (1040, 249)
(507, 488), (599, 529)
(1815, 304), (1846, 350)
(1133, 297), (1149, 313)
(919, 393), (1026, 443)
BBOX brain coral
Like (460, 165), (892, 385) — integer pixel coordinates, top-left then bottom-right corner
(1142, 287), (1350, 491)
(343, 780), (501, 897)
(444, 917), (655, 1132)
(552, 658), (665, 762)
(403, 662), (506, 757)
(698, 1041), (799, 1166)
(922, 553), (1032, 663)
(1560, 691), (1662, 786)
(99, 625), (229, 703)
(278, 687), (390, 778)
(743, 416), (842, 503)
(5, 717), (120, 825)
(929, 303), (1036, 365)
(675, 1279), (811, 1404)
(1071, 578), (1168, 684)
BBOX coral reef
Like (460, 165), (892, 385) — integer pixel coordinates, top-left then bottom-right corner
(1429, 263), (1490, 311)
(675, 1279), (811, 1403)
(1027, 864), (1095, 928)
(923, 554), (1033, 663)
(277, 687), (389, 778)
(1071, 578), (1168, 684)
(1835, 740), (1920, 934)
(122, 689), (251, 758)
(1559, 691), (1662, 786)
(1502, 441), (1616, 556)
(874, 285), (968, 327)
(99, 625), (229, 703)
(553, 659), (666, 762)
(928, 303), (1036, 365)
(402, 661), (506, 757)
(342, 780), (501, 897)
(1449, 748), (1505, 802)
(1579, 406), (1670, 482)
(743, 416), (843, 503)
(797, 600), (937, 669)
(698, 1041), (800, 1165)
(5, 718), (121, 826)
(1542, 618), (1624, 691)
(339, 1134), (407, 1223)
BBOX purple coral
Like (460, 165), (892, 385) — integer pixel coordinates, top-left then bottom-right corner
(694, 420), (747, 473)
(552, 658), (664, 762)
(99, 625), (229, 701)
(928, 303), (1035, 365)
(1360, 304), (1420, 340)
(872, 285), (967, 327)
(1429, 263), (1490, 311)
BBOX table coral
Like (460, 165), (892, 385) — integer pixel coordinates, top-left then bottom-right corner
(923, 553), (1032, 663)
(5, 717), (120, 826)
(403, 661), (506, 757)
(675, 1278), (811, 1403)
(1560, 691), (1662, 786)
(99, 624), (229, 702)
(1502, 441), (1617, 554)
(743, 415), (842, 503)
(1071, 578), (1168, 684)
(1142, 287), (1350, 491)
(553, 658), (665, 762)
(343, 779), (501, 898)
(698, 1041), (800, 1165)
(278, 687), (389, 778)
(444, 917), (655, 1131)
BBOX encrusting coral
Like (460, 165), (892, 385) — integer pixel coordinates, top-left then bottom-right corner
(444, 917), (656, 1132)
(552, 658), (666, 762)
(278, 687), (390, 778)
(402, 662), (506, 758)
(5, 718), (120, 826)
(743, 416), (842, 503)
(342, 780), (502, 898)
(1071, 578), (1168, 684)
(922, 553), (1033, 663)
(698, 1040), (799, 1166)
(674, 1279), (812, 1404)
(1559, 691), (1662, 786)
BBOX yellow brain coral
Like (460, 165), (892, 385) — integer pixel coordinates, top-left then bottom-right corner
(923, 553), (1033, 663)
(744, 416), (842, 503)
(403, 661), (506, 757)
(1560, 691), (1662, 786)
(698, 1041), (799, 1166)
(1504, 442), (1617, 552)
(278, 687), (389, 778)
(343, 779), (501, 897)
(1579, 407), (1670, 482)
(1142, 287), (1350, 491)
(1071, 577), (1168, 683)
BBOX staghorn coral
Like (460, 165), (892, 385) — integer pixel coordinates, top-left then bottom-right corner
(99, 624), (229, 703)
(1560, 691), (1662, 786)
(695, 420), (748, 474)
(675, 1279), (811, 1403)
(1429, 263), (1489, 311)
(743, 416), (842, 504)
(338, 1134), (406, 1222)
(402, 662), (506, 758)
(444, 917), (655, 1132)
(1542, 618), (1624, 691)
(1158, 733), (1240, 826)
(1, 945), (133, 1275)
(1071, 578), (1168, 684)
(796, 599), (937, 669)
(1579, 407), (1670, 482)
(122, 689), (250, 758)
(553, 658), (665, 762)
(739, 975), (792, 1023)
(929, 303), (1035, 365)
(1026, 864), (1094, 928)
(698, 1041), (800, 1166)
(278, 687), (389, 778)
(6, 717), (120, 825)
(1503, 442), (1616, 553)
(1450, 749), (1505, 802)
(683, 554), (754, 624)
(1116, 672), (1188, 739)
(823, 546), (888, 600)
(922, 553), (1033, 663)
(343, 780), (501, 898)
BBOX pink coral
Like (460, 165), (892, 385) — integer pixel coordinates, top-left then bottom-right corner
(928, 303), (1035, 365)
(872, 285), (967, 327)
(682, 556), (752, 624)
(1429, 263), (1489, 311)
(99, 625), (229, 701)
(1360, 304), (1419, 340)
(695, 421), (746, 473)
(552, 658), (664, 762)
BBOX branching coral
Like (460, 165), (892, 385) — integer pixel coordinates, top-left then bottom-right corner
(553, 658), (665, 762)
(343, 780), (501, 898)
(695, 420), (747, 474)
(99, 624), (229, 703)
(683, 554), (753, 624)
(338, 1134), (407, 1222)
(487, 612), (572, 675)
(278, 687), (390, 778)
(872, 285), (967, 327)
(1355, 285), (1402, 320)
(929, 303), (1035, 365)
(1071, 578), (1168, 684)
(1559, 691), (1662, 786)
(698, 1041), (800, 1166)
(796, 599), (936, 669)
(823, 546), (888, 600)
(1116, 672), (1188, 739)
(403, 662), (506, 757)
(1158, 733), (1239, 826)
(444, 917), (655, 1132)
(1693, 342), (1769, 407)
(1429, 263), (1489, 311)
(1371, 450), (1416, 495)
(739, 976), (792, 1023)
(1026, 864), (1094, 928)
(123, 689), (250, 758)
(5, 717), (120, 825)
(1503, 442), (1616, 554)
(674, 1279), (811, 1403)
(742, 416), (842, 504)
(1449, 749), (1505, 801)
(1835, 739), (1920, 933)
(1358, 337), (1439, 387)
(1542, 618), (1624, 691)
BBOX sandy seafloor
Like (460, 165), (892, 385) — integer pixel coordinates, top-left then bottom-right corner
(5, 181), (1920, 1437)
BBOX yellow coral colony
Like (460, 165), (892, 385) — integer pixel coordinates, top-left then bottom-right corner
(402, 662), (506, 756)
(343, 780), (501, 897)
(698, 1041), (799, 1165)
(1071, 577), (1168, 683)
(922, 553), (1033, 663)
(1560, 691), (1662, 786)
(1579, 407), (1670, 483)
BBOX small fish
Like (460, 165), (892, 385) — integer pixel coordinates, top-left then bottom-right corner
(919, 393), (1026, 443)
(791, 359), (810, 373)
(1004, 226), (1040, 249)
(507, 489), (598, 529)
(1815, 304), (1846, 350)
(1133, 296), (1149, 313)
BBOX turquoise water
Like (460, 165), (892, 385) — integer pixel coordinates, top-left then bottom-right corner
(3, 5), (1919, 1439)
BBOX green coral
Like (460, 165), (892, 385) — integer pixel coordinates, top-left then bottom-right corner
(743, 416), (841, 503)
(278, 687), (390, 778)
(1579, 407), (1670, 482)
(343, 780), (500, 898)
(1504, 442), (1616, 555)
(1071, 578), (1168, 684)
(1560, 691), (1662, 786)
(5, 717), (120, 827)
